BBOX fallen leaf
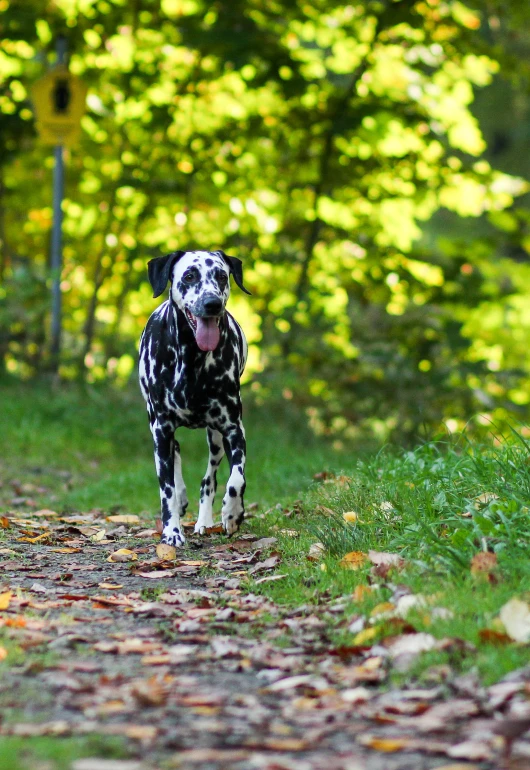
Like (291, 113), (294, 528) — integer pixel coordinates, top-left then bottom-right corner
(479, 628), (512, 645)
(470, 551), (498, 582)
(107, 549), (138, 563)
(137, 570), (175, 579)
(352, 627), (378, 645)
(90, 529), (107, 542)
(368, 550), (405, 570)
(0, 591), (12, 610)
(254, 574), (287, 585)
(343, 511), (358, 523)
(360, 736), (413, 752)
(352, 585), (373, 602)
(386, 632), (438, 659)
(475, 492), (499, 506)
(0, 646), (8, 660)
(156, 543), (177, 560)
(446, 740), (494, 761)
(248, 554), (281, 575)
(50, 547), (82, 553)
(98, 582), (124, 590)
(499, 597), (530, 643)
(339, 551), (368, 570)
(370, 601), (395, 617)
(307, 542), (325, 562)
(131, 676), (167, 706)
(105, 514), (140, 524)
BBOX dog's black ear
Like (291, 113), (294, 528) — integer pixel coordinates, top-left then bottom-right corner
(219, 252), (252, 295)
(148, 251), (186, 298)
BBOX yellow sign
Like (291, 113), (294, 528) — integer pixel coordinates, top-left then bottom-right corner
(31, 65), (87, 147)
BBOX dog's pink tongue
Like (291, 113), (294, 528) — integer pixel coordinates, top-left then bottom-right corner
(196, 317), (220, 351)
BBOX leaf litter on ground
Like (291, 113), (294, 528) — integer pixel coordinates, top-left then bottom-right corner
(0, 504), (530, 769)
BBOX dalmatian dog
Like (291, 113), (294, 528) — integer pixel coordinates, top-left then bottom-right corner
(139, 249), (250, 547)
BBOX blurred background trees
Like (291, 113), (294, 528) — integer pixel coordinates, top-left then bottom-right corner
(1, 0), (530, 441)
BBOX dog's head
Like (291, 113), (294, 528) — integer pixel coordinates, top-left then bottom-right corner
(147, 250), (251, 352)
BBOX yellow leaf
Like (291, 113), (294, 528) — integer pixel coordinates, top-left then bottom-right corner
(0, 591), (12, 611)
(362, 737), (412, 752)
(343, 511), (358, 523)
(339, 551), (368, 570)
(91, 529), (107, 542)
(156, 543), (177, 561)
(107, 548), (138, 563)
(0, 646), (7, 661)
(106, 514), (140, 524)
(370, 601), (395, 617)
(352, 585), (373, 602)
(353, 627), (378, 645)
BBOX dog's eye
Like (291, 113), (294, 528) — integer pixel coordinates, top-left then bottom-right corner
(183, 271), (197, 283)
(217, 273), (228, 286)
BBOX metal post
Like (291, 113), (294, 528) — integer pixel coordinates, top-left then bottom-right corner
(50, 35), (67, 370)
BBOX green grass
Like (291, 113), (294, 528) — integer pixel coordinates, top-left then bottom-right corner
(0, 378), (349, 516)
(1, 378), (530, 686)
(0, 735), (130, 770)
(245, 438), (530, 683)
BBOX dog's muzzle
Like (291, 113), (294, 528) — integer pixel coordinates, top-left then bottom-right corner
(185, 295), (224, 352)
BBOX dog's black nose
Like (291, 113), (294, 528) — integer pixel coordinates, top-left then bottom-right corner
(202, 297), (223, 315)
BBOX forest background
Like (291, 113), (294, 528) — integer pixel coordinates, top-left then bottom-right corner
(2, 0), (530, 443)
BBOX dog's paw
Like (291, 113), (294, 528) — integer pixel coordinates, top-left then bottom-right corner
(221, 513), (243, 537)
(161, 528), (186, 547)
(194, 519), (214, 535)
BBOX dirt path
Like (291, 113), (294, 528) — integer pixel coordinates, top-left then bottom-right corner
(0, 510), (529, 770)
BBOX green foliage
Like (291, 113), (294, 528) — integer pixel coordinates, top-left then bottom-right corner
(247, 432), (530, 683)
(1, 1), (530, 438)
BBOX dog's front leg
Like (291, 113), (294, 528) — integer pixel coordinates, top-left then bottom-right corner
(195, 428), (225, 535)
(221, 422), (246, 536)
(151, 421), (186, 547)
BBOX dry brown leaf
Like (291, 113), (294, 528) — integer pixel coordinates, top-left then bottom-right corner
(137, 570), (175, 579)
(0, 516), (10, 528)
(49, 547), (82, 553)
(98, 582), (124, 590)
(131, 676), (167, 706)
(339, 551), (368, 570)
(368, 550), (405, 569)
(470, 551), (498, 582)
(478, 628), (512, 645)
(155, 518), (163, 534)
(156, 543), (177, 560)
(106, 514), (140, 524)
(254, 574), (287, 584)
(107, 548), (138, 563)
(307, 542), (325, 562)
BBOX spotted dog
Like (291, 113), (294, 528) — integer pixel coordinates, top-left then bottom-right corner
(139, 249), (250, 547)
